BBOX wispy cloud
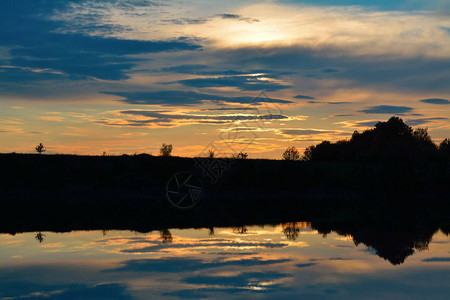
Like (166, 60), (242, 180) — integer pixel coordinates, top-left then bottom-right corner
(102, 91), (293, 106)
(419, 98), (450, 105)
(359, 105), (414, 114)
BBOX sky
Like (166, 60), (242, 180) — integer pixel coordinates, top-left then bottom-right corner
(0, 0), (449, 158)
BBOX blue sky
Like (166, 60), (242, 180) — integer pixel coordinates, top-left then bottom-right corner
(0, 0), (449, 157)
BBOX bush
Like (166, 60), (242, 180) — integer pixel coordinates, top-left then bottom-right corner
(232, 152), (248, 159)
(35, 143), (46, 154)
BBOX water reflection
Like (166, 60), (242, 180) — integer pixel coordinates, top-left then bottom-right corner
(1, 199), (449, 299)
(1, 222), (449, 299)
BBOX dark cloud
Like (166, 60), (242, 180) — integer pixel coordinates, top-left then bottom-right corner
(217, 13), (241, 19)
(215, 46), (450, 93)
(0, 281), (132, 300)
(296, 263), (317, 268)
(119, 239), (289, 251)
(405, 117), (448, 126)
(97, 110), (289, 127)
(357, 121), (378, 127)
(0, 66), (68, 82)
(359, 105), (414, 114)
(202, 107), (258, 111)
(170, 75), (292, 91)
(216, 14), (259, 23)
(330, 114), (353, 117)
(102, 90), (293, 106)
(107, 257), (290, 273)
(327, 102), (352, 105)
(294, 95), (316, 100)
(419, 98), (450, 105)
(422, 257), (450, 262)
(0, 1), (201, 82)
(162, 18), (208, 25)
(158, 64), (277, 77)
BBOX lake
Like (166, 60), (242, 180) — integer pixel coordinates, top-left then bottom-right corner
(1, 222), (449, 299)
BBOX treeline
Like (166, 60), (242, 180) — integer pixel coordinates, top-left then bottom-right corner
(303, 116), (449, 163)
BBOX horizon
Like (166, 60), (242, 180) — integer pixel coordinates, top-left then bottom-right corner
(1, 1), (449, 158)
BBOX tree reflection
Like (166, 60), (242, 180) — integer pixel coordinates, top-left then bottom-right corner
(208, 227), (215, 236)
(282, 222), (300, 241)
(233, 226), (247, 234)
(35, 231), (45, 243)
(160, 229), (173, 243)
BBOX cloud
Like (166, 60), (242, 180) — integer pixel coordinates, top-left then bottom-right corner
(6, 35), (200, 81)
(217, 13), (241, 19)
(0, 281), (133, 300)
(422, 257), (450, 262)
(327, 102), (352, 105)
(330, 114), (353, 117)
(170, 75), (292, 91)
(182, 271), (291, 289)
(202, 107), (258, 111)
(158, 64), (277, 77)
(95, 110), (291, 128)
(102, 90), (293, 106)
(296, 263), (317, 268)
(162, 18), (208, 25)
(216, 45), (450, 93)
(281, 129), (333, 135)
(419, 98), (450, 105)
(359, 105), (414, 114)
(294, 95), (316, 100)
(96, 109), (300, 128)
(405, 117), (448, 126)
(107, 257), (290, 272)
(335, 120), (379, 128)
(0, 1), (201, 82)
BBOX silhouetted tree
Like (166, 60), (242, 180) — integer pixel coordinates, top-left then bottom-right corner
(439, 138), (450, 160)
(302, 145), (314, 161)
(208, 150), (215, 158)
(233, 151), (248, 159)
(35, 143), (46, 154)
(282, 146), (300, 160)
(413, 127), (436, 151)
(159, 143), (173, 156)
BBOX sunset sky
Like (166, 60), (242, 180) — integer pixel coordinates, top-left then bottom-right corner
(1, 0), (449, 158)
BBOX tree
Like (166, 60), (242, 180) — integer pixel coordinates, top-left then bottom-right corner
(232, 151), (248, 159)
(439, 138), (450, 159)
(159, 143), (173, 156)
(35, 143), (46, 154)
(413, 127), (436, 150)
(302, 145), (315, 161)
(282, 146), (300, 161)
(208, 149), (215, 158)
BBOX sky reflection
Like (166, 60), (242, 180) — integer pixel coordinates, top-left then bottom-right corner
(0, 224), (449, 299)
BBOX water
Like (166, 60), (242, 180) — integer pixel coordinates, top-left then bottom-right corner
(1, 223), (449, 299)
